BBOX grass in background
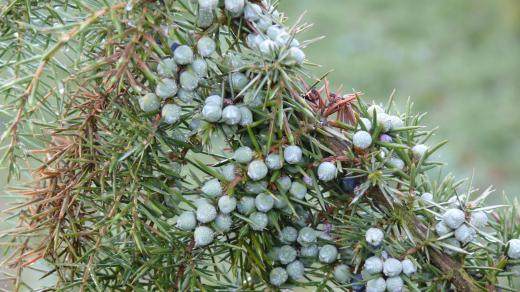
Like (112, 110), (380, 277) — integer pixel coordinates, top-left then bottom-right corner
(280, 0), (520, 201)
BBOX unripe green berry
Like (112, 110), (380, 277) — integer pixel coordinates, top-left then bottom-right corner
(245, 180), (267, 194)
(334, 264), (351, 284)
(412, 144), (428, 160)
(353, 131), (372, 149)
(265, 153), (283, 170)
(176, 211), (196, 231)
(383, 258), (402, 277)
(197, 7), (214, 28)
(386, 276), (404, 292)
(287, 260), (305, 280)
(278, 245), (297, 265)
(508, 239), (520, 259)
(365, 227), (384, 246)
(222, 105), (242, 125)
(174, 45), (194, 65)
(197, 36), (216, 57)
(234, 146), (254, 164)
(201, 178), (222, 197)
(196, 204), (217, 223)
(255, 193), (274, 212)
(247, 160), (268, 181)
(280, 226), (298, 243)
(230, 72), (248, 92)
(202, 103), (222, 122)
(249, 211), (268, 231)
(269, 267), (288, 287)
(273, 195), (288, 209)
(179, 70), (199, 91)
(215, 213), (233, 232)
(317, 161), (337, 182)
(162, 104), (181, 124)
(300, 244), (318, 258)
(238, 106), (253, 126)
(442, 208), (465, 229)
(139, 93), (161, 112)
(237, 196), (255, 214)
(297, 227), (317, 246)
(364, 256), (383, 274)
(155, 78), (178, 99)
(289, 181), (307, 199)
(157, 58), (178, 77)
(277, 176), (292, 192)
(194, 226), (214, 247)
(218, 196), (237, 214)
(319, 244), (338, 263)
(366, 277), (386, 292)
(401, 259), (417, 276)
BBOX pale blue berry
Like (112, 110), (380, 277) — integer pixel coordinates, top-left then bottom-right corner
(297, 227), (317, 246)
(366, 277), (386, 292)
(278, 245), (297, 265)
(224, 0), (245, 17)
(193, 197), (211, 207)
(255, 16), (272, 32)
(155, 78), (178, 99)
(367, 104), (385, 117)
(234, 146), (254, 164)
(389, 115), (404, 129)
(420, 192), (434, 203)
(287, 260), (305, 280)
(191, 58), (208, 77)
(275, 32), (291, 47)
(194, 226), (214, 247)
(178, 89), (197, 103)
(435, 221), (452, 236)
(269, 267), (288, 287)
(245, 180), (267, 194)
(176, 211), (196, 231)
(196, 204), (217, 223)
(205, 94), (223, 106)
(218, 196), (237, 214)
(201, 178), (222, 197)
(412, 144), (428, 160)
(230, 72), (248, 92)
(249, 211), (268, 231)
(277, 176), (292, 192)
(265, 153), (283, 170)
(285, 47), (305, 65)
(353, 131), (372, 150)
(267, 25), (283, 40)
(197, 36), (216, 57)
(198, 0), (218, 9)
(386, 276), (404, 292)
(259, 39), (277, 57)
(255, 193), (274, 212)
(222, 105), (242, 125)
(455, 224), (476, 244)
(334, 264), (351, 284)
(244, 3), (262, 21)
(179, 71), (199, 91)
(190, 118), (201, 130)
(244, 91), (264, 107)
(238, 106), (253, 126)
(246, 33), (263, 49)
(290, 181), (307, 199)
(273, 195), (288, 209)
(215, 213), (233, 232)
(508, 239), (520, 259)
(162, 104), (181, 124)
(284, 145), (302, 164)
(401, 259), (417, 276)
(300, 244), (318, 258)
(202, 103), (222, 122)
(157, 58), (178, 77)
(139, 93), (160, 112)
(358, 117), (372, 131)
(248, 160), (268, 181)
(377, 113), (393, 132)
(365, 227), (384, 246)
(319, 244), (338, 263)
(221, 164), (236, 182)
(268, 247), (280, 262)
(174, 45), (194, 65)
(389, 157), (405, 170)
(442, 208), (465, 229)
(197, 7), (214, 28)
(317, 161), (337, 182)
(383, 258), (402, 277)
(280, 226), (298, 243)
(364, 256), (383, 274)
(443, 237), (461, 256)
(470, 211), (488, 228)
(237, 196), (255, 214)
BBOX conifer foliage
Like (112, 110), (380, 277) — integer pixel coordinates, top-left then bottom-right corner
(1, 0), (519, 291)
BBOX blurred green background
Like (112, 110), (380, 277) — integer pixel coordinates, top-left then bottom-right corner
(279, 0), (520, 201)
